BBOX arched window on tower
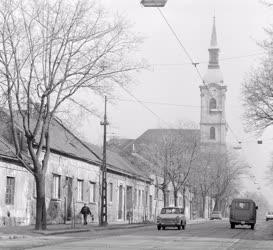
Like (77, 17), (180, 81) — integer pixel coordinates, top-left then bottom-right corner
(209, 98), (217, 110)
(210, 127), (216, 140)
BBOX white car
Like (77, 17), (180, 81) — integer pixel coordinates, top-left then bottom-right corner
(266, 212), (273, 221)
(157, 207), (186, 230)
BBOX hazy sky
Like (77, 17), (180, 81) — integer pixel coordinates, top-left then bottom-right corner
(75, 1), (273, 206)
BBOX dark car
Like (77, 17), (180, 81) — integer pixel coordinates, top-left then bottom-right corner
(157, 207), (186, 230)
(210, 211), (222, 220)
(229, 198), (258, 230)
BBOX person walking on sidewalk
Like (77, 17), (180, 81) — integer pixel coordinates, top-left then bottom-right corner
(80, 203), (92, 225)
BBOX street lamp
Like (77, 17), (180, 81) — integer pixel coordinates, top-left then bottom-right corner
(141, 0), (168, 7)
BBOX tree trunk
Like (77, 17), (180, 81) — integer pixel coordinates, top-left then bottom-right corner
(163, 188), (167, 207)
(35, 173), (47, 230)
(174, 190), (178, 207)
(182, 187), (186, 209)
(213, 196), (221, 211)
(202, 195), (206, 218)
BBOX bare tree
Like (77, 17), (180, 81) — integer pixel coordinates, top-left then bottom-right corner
(209, 150), (246, 212)
(242, 10), (273, 133)
(193, 152), (215, 218)
(0, 0), (142, 230)
(135, 128), (199, 208)
(166, 130), (199, 207)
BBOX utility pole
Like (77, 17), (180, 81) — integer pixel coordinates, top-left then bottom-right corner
(100, 96), (109, 226)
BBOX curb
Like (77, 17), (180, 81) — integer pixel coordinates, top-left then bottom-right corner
(33, 228), (90, 235)
(0, 234), (28, 240)
(92, 223), (154, 232)
(31, 223), (153, 236)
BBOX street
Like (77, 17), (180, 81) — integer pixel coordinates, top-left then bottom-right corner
(1, 220), (270, 250)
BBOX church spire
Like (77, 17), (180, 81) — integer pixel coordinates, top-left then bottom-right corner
(208, 16), (219, 69)
(210, 16), (217, 48)
(203, 16), (223, 84)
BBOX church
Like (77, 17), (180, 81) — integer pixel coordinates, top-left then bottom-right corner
(200, 16), (227, 151)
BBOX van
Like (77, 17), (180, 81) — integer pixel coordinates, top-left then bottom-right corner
(229, 198), (258, 230)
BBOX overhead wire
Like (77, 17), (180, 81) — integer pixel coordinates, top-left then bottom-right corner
(156, 7), (242, 145)
(116, 83), (172, 127)
(153, 52), (264, 67)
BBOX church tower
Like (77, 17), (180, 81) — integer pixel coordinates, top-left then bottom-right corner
(200, 17), (227, 149)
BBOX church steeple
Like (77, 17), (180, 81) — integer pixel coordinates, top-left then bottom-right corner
(200, 17), (227, 150)
(208, 16), (219, 69)
(203, 16), (223, 84)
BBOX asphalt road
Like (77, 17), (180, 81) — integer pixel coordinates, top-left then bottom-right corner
(2, 220), (273, 250)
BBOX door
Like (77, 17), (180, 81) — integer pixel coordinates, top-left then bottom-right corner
(149, 195), (153, 219)
(118, 185), (123, 219)
(126, 186), (133, 220)
(65, 177), (73, 221)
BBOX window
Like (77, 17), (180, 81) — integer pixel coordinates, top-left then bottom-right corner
(161, 208), (180, 214)
(209, 98), (217, 109)
(77, 180), (83, 201)
(6, 177), (15, 205)
(109, 182), (113, 202)
(210, 127), (216, 140)
(235, 201), (250, 210)
(89, 182), (96, 203)
(138, 190), (141, 207)
(134, 189), (137, 208)
(53, 174), (61, 199)
(142, 190), (145, 207)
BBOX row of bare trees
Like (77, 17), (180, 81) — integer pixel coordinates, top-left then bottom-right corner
(123, 127), (246, 217)
(0, 0), (143, 230)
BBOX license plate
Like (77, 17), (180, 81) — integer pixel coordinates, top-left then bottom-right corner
(241, 221), (245, 224)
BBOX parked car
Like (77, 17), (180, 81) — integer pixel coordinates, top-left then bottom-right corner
(229, 198), (258, 230)
(210, 211), (222, 220)
(266, 211), (273, 221)
(157, 207), (186, 230)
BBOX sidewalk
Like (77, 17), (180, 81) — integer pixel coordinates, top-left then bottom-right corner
(0, 221), (153, 238)
(0, 218), (209, 239)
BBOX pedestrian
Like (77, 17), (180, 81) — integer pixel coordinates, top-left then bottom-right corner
(80, 203), (92, 225)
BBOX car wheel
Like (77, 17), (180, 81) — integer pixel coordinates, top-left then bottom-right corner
(157, 225), (161, 230)
(230, 223), (235, 229)
(251, 224), (255, 230)
(266, 218), (268, 221)
(177, 225), (181, 230)
(162, 226), (166, 230)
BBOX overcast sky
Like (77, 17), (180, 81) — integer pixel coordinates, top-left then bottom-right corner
(75, 0), (273, 206)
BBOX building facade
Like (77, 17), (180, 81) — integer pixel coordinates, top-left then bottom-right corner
(0, 115), (157, 226)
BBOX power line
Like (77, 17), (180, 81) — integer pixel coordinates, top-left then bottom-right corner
(152, 52), (264, 67)
(117, 84), (171, 127)
(113, 98), (200, 108)
(156, 7), (242, 145)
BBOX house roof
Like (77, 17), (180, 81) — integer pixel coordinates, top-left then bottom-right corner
(85, 142), (150, 181)
(125, 129), (200, 152)
(106, 128), (200, 178)
(0, 110), (149, 181)
(0, 137), (17, 159)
